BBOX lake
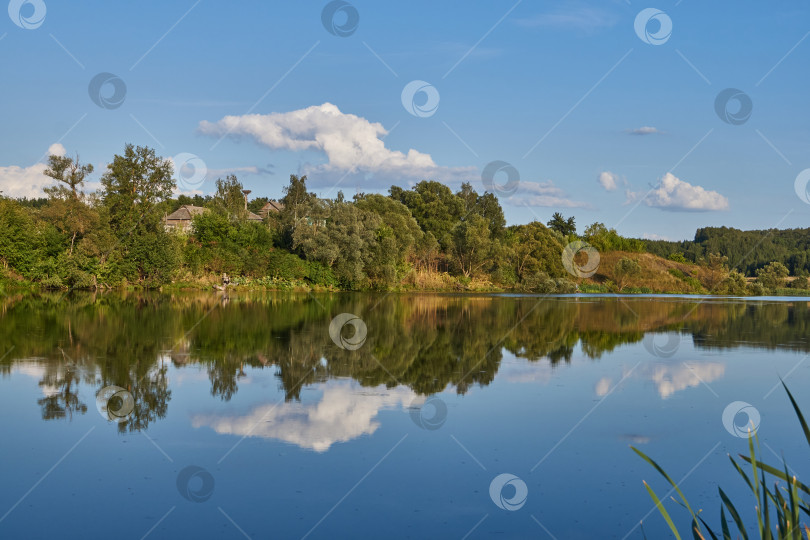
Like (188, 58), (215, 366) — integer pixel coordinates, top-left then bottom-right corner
(1, 292), (809, 539)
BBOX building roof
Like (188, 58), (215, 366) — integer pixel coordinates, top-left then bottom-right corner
(165, 205), (208, 221)
(246, 210), (263, 221)
(259, 200), (285, 217)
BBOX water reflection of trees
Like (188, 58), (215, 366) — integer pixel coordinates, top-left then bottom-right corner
(2, 293), (810, 430)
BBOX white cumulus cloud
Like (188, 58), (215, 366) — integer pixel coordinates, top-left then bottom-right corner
(628, 173), (729, 211)
(0, 143), (66, 198)
(198, 103), (474, 186)
(598, 171), (618, 191)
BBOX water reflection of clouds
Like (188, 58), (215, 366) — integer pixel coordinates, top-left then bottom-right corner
(648, 362), (725, 398)
(14, 362), (58, 397)
(499, 361), (556, 384)
(595, 362), (725, 399)
(191, 381), (417, 452)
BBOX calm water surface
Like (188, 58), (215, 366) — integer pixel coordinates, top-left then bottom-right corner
(1, 292), (809, 539)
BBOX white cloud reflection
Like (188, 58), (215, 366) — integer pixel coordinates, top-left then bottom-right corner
(596, 361), (725, 400)
(14, 362), (58, 397)
(647, 362), (725, 399)
(191, 381), (418, 452)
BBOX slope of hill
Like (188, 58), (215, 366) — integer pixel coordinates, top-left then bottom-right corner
(586, 251), (708, 294)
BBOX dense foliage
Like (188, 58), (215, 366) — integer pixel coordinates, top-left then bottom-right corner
(0, 145), (589, 291)
(2, 144), (808, 294)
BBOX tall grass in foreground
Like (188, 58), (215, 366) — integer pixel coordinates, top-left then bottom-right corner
(633, 382), (810, 539)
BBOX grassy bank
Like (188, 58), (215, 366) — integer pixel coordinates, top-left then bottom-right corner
(5, 246), (810, 296)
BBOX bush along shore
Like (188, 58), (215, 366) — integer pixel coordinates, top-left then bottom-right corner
(3, 144), (810, 296)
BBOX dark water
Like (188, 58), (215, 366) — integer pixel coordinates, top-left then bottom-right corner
(1, 292), (809, 539)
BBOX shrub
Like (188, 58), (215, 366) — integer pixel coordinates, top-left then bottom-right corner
(40, 275), (64, 290)
(719, 270), (748, 295)
(520, 271), (558, 293)
(790, 276), (809, 289)
(614, 257), (641, 291)
(304, 261), (338, 287)
(668, 268), (686, 280)
(756, 261), (789, 290)
(554, 278), (577, 293)
(747, 282), (768, 296)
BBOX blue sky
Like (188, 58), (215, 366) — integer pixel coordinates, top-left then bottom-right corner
(1, 0), (809, 240)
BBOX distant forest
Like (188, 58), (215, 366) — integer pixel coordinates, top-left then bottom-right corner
(645, 227), (810, 277)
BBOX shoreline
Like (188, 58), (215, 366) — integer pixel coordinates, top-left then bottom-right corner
(5, 281), (810, 299)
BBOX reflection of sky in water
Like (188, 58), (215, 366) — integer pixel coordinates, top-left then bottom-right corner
(595, 362), (726, 399)
(192, 381), (418, 452)
(5, 296), (810, 538)
(14, 362), (63, 397)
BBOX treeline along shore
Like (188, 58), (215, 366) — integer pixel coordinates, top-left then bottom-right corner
(2, 143), (810, 296)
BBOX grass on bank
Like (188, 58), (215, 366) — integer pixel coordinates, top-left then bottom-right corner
(5, 248), (810, 296)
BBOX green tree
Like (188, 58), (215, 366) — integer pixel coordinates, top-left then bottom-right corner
(42, 154), (96, 256)
(584, 222), (645, 252)
(279, 174), (317, 249)
(457, 182), (505, 240)
(101, 145), (174, 215)
(293, 201), (380, 288)
(43, 154), (94, 197)
(100, 144), (176, 285)
(390, 181), (464, 250)
(450, 214), (493, 278)
(0, 198), (39, 276)
(719, 270), (747, 295)
(547, 212), (576, 236)
(212, 174), (251, 218)
(281, 174), (315, 223)
(354, 193), (423, 263)
(509, 221), (566, 281)
(756, 261), (789, 290)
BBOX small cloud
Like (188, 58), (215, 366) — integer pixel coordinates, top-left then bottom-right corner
(515, 5), (618, 32)
(506, 180), (589, 208)
(627, 126), (664, 136)
(207, 166), (264, 177)
(48, 143), (66, 157)
(598, 171), (619, 191)
(642, 232), (670, 241)
(626, 173), (729, 212)
(204, 164), (276, 181)
(172, 186), (206, 197)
